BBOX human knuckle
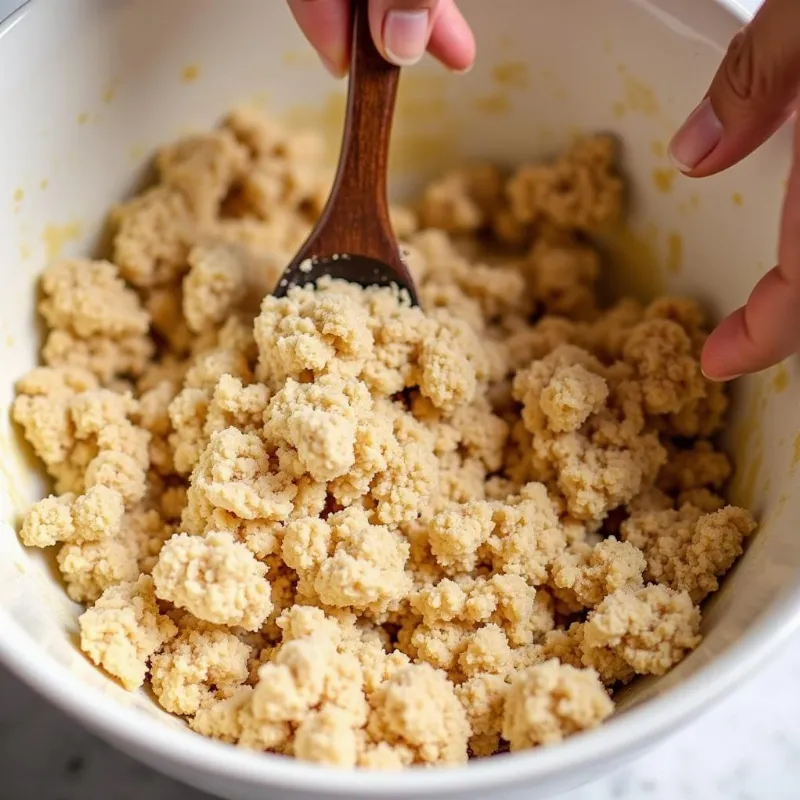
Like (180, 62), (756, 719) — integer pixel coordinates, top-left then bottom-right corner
(722, 32), (759, 102)
(722, 27), (784, 104)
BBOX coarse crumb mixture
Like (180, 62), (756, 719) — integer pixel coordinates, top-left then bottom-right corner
(14, 108), (756, 769)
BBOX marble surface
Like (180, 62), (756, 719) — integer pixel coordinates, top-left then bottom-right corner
(4, 0), (796, 798)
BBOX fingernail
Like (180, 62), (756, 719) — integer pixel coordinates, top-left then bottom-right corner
(319, 53), (347, 79)
(701, 367), (741, 382)
(668, 97), (724, 172)
(451, 62), (474, 75)
(384, 9), (430, 67)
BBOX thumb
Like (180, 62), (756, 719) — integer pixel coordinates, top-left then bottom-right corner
(669, 0), (800, 178)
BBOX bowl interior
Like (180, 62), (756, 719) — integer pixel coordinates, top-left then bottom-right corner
(1, 0), (799, 795)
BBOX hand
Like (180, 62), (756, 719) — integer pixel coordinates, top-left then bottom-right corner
(287, 0), (476, 77)
(668, 0), (800, 380)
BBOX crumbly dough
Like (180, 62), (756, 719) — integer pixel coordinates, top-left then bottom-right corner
(152, 531), (273, 630)
(79, 575), (177, 690)
(15, 109), (756, 769)
(502, 659), (613, 749)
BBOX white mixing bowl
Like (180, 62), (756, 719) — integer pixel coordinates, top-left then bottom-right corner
(0, 1), (798, 798)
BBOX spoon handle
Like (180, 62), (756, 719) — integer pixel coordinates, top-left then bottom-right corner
(333, 0), (399, 210)
(293, 0), (408, 275)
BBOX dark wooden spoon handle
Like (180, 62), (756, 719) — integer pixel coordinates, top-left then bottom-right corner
(291, 0), (410, 280)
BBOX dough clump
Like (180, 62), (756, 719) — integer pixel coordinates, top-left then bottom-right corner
(15, 110), (754, 768)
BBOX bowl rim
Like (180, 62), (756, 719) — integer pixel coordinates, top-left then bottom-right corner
(2, 0), (797, 796)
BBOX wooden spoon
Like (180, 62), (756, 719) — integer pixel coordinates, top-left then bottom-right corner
(272, 0), (418, 304)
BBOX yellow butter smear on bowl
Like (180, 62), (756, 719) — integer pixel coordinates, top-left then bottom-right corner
(11, 107), (756, 768)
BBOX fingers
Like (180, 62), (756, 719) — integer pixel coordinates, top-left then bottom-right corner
(287, 0), (352, 77)
(671, 0), (800, 378)
(287, 0), (475, 75)
(669, 0), (800, 177)
(701, 117), (800, 379)
(367, 0), (474, 70)
(700, 270), (798, 379)
(368, 0), (439, 67)
(427, 1), (476, 73)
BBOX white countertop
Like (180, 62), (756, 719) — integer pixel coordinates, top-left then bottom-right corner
(3, 0), (793, 799)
